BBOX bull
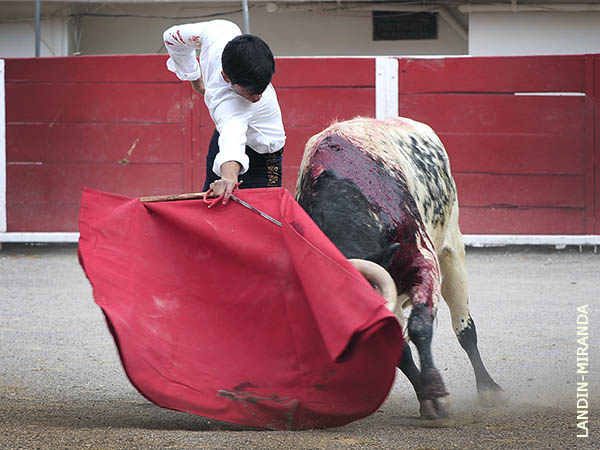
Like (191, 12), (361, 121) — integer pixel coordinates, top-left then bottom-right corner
(295, 117), (502, 419)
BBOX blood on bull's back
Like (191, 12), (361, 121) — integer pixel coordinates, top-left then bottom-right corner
(296, 117), (457, 250)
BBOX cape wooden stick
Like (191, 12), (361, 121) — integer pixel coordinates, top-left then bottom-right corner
(140, 192), (215, 202)
(140, 190), (282, 226)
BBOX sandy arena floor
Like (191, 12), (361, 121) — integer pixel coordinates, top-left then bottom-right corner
(0, 244), (598, 449)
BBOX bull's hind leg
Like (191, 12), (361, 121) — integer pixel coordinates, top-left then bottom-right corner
(404, 301), (451, 419)
(396, 269), (450, 419)
(439, 223), (502, 399)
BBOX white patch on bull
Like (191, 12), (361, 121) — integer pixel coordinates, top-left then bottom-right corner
(298, 116), (457, 251)
(367, 209), (385, 234)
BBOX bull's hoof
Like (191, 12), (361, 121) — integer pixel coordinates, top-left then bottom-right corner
(477, 387), (508, 407)
(419, 396), (451, 420)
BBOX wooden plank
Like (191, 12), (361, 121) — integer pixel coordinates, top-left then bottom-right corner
(191, 123), (212, 191)
(4, 54), (595, 237)
(279, 87), (375, 128)
(280, 128), (322, 194)
(6, 123), (185, 163)
(399, 55), (586, 94)
(5, 55), (175, 83)
(192, 164), (207, 193)
(282, 166), (301, 194)
(182, 76), (194, 192)
(7, 203), (82, 232)
(5, 83), (188, 123)
(454, 173), (585, 208)
(441, 133), (585, 175)
(190, 87), (203, 192)
(190, 120), (222, 191)
(459, 207), (586, 235)
(583, 55), (596, 234)
(594, 57), (600, 234)
(281, 126), (324, 162)
(5, 56), (376, 86)
(280, 126), (338, 193)
(6, 165), (185, 205)
(399, 94), (585, 135)
(0, 59), (5, 233)
(274, 58), (375, 87)
(190, 92), (214, 128)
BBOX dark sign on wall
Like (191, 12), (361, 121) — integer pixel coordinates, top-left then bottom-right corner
(372, 11), (438, 41)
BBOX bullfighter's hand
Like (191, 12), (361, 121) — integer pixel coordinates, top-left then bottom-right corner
(190, 78), (205, 95)
(210, 161), (242, 205)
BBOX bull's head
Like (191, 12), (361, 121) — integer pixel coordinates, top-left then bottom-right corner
(349, 258), (397, 312)
(348, 242), (401, 315)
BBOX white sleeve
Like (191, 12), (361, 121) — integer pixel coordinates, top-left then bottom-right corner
(163, 24), (206, 81)
(212, 99), (253, 177)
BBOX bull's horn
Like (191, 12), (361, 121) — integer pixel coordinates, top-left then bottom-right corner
(349, 259), (398, 312)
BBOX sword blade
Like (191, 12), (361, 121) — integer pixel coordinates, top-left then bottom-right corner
(230, 195), (282, 227)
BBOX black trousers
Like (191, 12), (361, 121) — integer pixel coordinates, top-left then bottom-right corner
(202, 130), (283, 191)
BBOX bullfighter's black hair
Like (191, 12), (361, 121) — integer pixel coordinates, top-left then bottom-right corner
(222, 34), (275, 95)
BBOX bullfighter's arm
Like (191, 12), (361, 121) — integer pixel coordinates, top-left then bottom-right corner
(163, 23), (206, 82)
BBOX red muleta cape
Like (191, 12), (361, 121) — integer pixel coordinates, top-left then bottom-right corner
(78, 187), (403, 430)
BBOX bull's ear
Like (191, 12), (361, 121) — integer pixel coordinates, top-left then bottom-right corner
(365, 243), (401, 271)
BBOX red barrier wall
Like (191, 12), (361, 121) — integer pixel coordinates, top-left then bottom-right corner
(398, 54), (599, 235)
(4, 56), (374, 232)
(4, 54), (599, 235)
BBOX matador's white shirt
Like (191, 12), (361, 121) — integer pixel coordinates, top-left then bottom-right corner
(163, 20), (286, 176)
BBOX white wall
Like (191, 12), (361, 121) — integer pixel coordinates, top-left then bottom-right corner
(3, 3), (600, 58)
(238, 7), (467, 56)
(0, 16), (71, 57)
(73, 3), (467, 56)
(469, 11), (600, 56)
(0, 59), (5, 233)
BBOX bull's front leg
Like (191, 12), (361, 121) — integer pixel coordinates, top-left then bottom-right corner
(407, 302), (449, 419)
(403, 255), (450, 419)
